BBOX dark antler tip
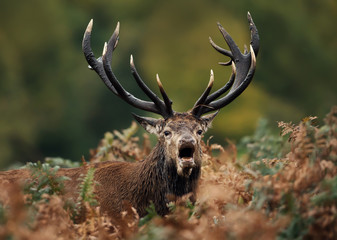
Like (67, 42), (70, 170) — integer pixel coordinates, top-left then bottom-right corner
(217, 23), (229, 37)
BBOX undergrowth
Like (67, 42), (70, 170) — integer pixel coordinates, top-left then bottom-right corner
(0, 106), (336, 239)
(24, 162), (70, 205)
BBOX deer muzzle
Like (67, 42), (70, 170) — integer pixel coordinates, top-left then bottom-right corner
(178, 141), (196, 168)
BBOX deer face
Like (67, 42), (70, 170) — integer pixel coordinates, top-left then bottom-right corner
(134, 112), (217, 177)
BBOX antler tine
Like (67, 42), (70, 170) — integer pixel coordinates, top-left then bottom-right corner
(156, 74), (174, 116)
(82, 20), (119, 96)
(192, 12), (259, 117)
(83, 20), (173, 116)
(209, 37), (233, 60)
(192, 70), (214, 116)
(102, 22), (119, 62)
(204, 45), (256, 112)
(247, 11), (259, 56)
(192, 65), (235, 116)
(204, 63), (236, 103)
(216, 22), (243, 60)
(102, 22), (131, 99)
(130, 55), (169, 115)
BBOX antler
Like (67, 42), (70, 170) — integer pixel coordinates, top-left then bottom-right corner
(82, 20), (174, 119)
(192, 12), (259, 117)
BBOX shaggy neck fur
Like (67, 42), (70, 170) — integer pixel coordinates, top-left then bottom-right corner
(132, 141), (201, 217)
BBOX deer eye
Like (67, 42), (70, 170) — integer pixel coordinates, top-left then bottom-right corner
(164, 131), (171, 137)
(197, 130), (203, 135)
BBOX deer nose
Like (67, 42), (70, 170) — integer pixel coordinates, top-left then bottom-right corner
(179, 135), (196, 146)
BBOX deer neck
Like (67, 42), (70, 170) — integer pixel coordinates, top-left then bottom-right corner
(135, 141), (200, 206)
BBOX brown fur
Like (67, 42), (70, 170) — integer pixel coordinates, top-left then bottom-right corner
(0, 113), (216, 219)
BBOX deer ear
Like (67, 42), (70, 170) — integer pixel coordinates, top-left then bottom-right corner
(200, 111), (219, 130)
(132, 113), (162, 135)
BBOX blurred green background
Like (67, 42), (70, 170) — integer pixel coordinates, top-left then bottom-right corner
(1, 0), (336, 169)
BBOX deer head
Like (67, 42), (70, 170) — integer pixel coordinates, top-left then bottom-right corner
(133, 112), (216, 177)
(82, 12), (259, 177)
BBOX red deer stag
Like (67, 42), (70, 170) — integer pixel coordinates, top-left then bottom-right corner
(0, 13), (259, 218)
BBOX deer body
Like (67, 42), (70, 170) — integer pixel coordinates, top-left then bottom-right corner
(0, 113), (205, 217)
(0, 13), (259, 219)
(93, 140), (199, 217)
(91, 113), (206, 217)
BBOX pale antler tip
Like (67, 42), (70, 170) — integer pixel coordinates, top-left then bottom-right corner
(156, 74), (163, 87)
(115, 22), (120, 34)
(130, 54), (134, 66)
(102, 42), (108, 56)
(231, 62), (237, 75)
(209, 37), (217, 47)
(247, 12), (254, 26)
(86, 19), (93, 33)
(250, 44), (256, 65)
(216, 22), (226, 32)
(209, 69), (214, 87)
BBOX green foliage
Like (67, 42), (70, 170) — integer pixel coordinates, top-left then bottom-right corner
(184, 199), (196, 219)
(23, 162), (69, 205)
(138, 202), (158, 227)
(77, 167), (98, 207)
(311, 176), (337, 206)
(0, 203), (6, 225)
(94, 121), (144, 162)
(239, 119), (288, 162)
(65, 167), (98, 221)
(137, 203), (170, 240)
(249, 110), (337, 239)
(238, 119), (289, 176)
(278, 213), (312, 240)
(45, 157), (81, 168)
(249, 160), (284, 176)
(137, 224), (167, 240)
(168, 199), (196, 219)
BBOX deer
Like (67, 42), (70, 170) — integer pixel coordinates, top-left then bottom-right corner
(0, 12), (259, 219)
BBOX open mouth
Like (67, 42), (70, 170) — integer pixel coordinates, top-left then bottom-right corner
(178, 144), (195, 168)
